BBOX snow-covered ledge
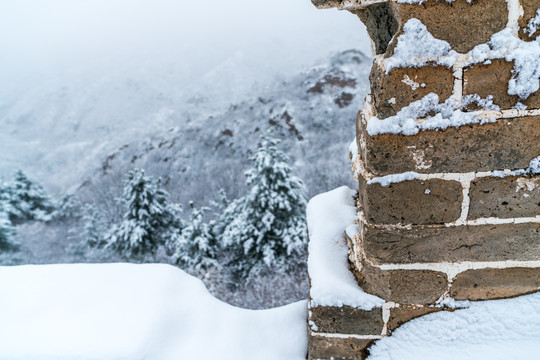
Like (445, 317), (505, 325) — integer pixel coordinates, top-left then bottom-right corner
(307, 186), (384, 310)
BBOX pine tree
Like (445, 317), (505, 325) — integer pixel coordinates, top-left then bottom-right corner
(174, 202), (217, 272)
(81, 204), (108, 248)
(106, 169), (174, 257)
(3, 170), (55, 224)
(0, 203), (17, 252)
(219, 134), (307, 277)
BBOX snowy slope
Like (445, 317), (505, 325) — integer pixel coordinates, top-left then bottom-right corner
(0, 0), (370, 194)
(0, 263), (307, 360)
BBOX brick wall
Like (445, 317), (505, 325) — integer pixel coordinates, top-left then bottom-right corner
(308, 1), (540, 359)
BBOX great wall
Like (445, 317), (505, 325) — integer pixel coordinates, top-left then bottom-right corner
(306, 1), (540, 358)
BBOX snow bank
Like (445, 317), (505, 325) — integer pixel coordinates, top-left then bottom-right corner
(368, 292), (540, 360)
(0, 263), (307, 360)
(307, 186), (384, 310)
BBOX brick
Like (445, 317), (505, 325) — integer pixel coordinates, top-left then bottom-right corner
(451, 268), (540, 301)
(360, 262), (448, 304)
(387, 305), (441, 333)
(463, 60), (518, 110)
(358, 176), (462, 225)
(468, 175), (540, 219)
(388, 0), (508, 54)
(310, 306), (384, 335)
(369, 62), (453, 118)
(363, 222), (540, 264)
(354, 2), (399, 55)
(519, 0), (540, 41)
(359, 114), (540, 176)
(308, 333), (373, 360)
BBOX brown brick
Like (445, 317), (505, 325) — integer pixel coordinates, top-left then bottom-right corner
(310, 306), (384, 335)
(463, 60), (518, 110)
(451, 268), (540, 301)
(359, 114), (540, 176)
(469, 175), (540, 219)
(519, 0), (540, 41)
(363, 222), (540, 265)
(360, 262), (448, 304)
(388, 0), (508, 54)
(370, 62), (453, 118)
(387, 305), (441, 333)
(358, 176), (462, 225)
(308, 333), (373, 360)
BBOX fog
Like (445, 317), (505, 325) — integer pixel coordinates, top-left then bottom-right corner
(0, 0), (369, 95)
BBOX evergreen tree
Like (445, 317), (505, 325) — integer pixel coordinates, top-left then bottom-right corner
(106, 169), (175, 257)
(0, 206), (17, 252)
(3, 170), (55, 224)
(174, 202), (217, 272)
(219, 134), (307, 277)
(81, 204), (108, 248)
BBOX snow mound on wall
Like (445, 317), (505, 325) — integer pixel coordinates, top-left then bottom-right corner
(307, 186), (384, 310)
(0, 263), (307, 360)
(368, 292), (540, 359)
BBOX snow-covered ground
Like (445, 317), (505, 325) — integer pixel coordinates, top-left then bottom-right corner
(1, 262), (540, 359)
(369, 292), (540, 360)
(0, 263), (307, 360)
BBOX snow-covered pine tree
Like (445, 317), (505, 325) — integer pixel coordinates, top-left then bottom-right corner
(220, 134), (307, 277)
(106, 169), (174, 257)
(0, 204), (17, 252)
(174, 202), (217, 273)
(81, 204), (108, 248)
(3, 170), (55, 224)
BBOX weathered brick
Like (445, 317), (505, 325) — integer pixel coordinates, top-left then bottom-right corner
(387, 305), (441, 333)
(451, 268), (540, 301)
(359, 114), (540, 176)
(308, 333), (373, 360)
(463, 59), (518, 110)
(468, 175), (540, 219)
(358, 175), (462, 225)
(519, 0), (540, 41)
(310, 306), (384, 335)
(388, 0), (508, 54)
(360, 262), (448, 304)
(363, 222), (540, 264)
(370, 62), (453, 118)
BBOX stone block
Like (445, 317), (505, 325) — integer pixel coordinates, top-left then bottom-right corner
(387, 305), (441, 333)
(519, 0), (540, 41)
(363, 222), (540, 264)
(310, 305), (384, 335)
(369, 62), (454, 118)
(388, 0), (508, 54)
(359, 114), (540, 176)
(360, 263), (448, 304)
(308, 333), (373, 360)
(468, 175), (540, 219)
(358, 176), (462, 225)
(451, 267), (540, 301)
(463, 59), (518, 110)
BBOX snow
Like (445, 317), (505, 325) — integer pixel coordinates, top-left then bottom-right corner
(368, 172), (419, 187)
(491, 156), (540, 177)
(525, 9), (540, 37)
(368, 292), (540, 360)
(0, 263), (307, 360)
(385, 19), (458, 72)
(307, 186), (384, 310)
(365, 93), (498, 136)
(469, 28), (540, 100)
